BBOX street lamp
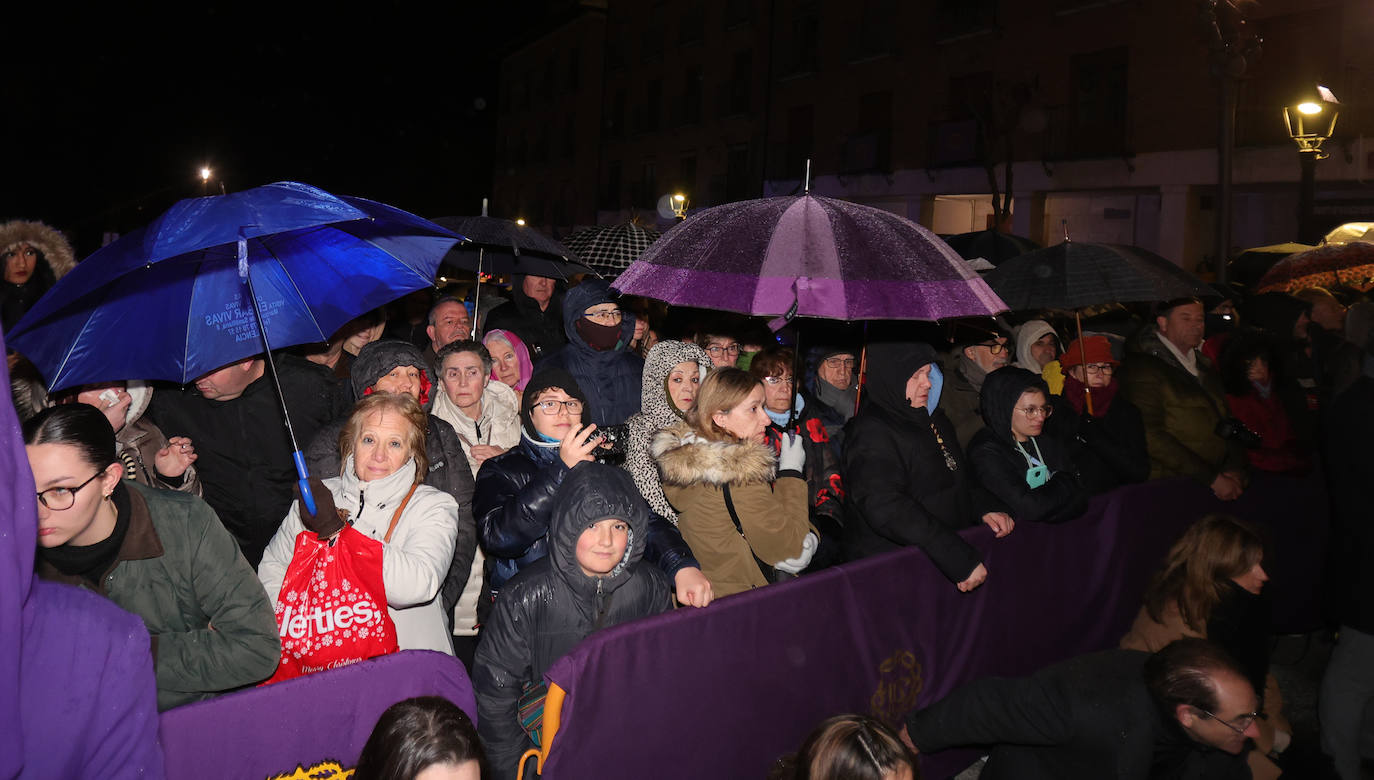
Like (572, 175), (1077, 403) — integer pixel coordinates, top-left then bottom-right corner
(1284, 85), (1339, 244)
(671, 193), (688, 220)
(515, 218), (527, 226)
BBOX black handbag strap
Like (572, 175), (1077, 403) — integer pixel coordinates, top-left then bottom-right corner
(722, 484), (790, 583)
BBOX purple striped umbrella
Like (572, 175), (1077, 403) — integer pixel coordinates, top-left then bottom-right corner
(611, 194), (1006, 321)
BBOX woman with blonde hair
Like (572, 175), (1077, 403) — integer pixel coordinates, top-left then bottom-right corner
(1120, 514), (1289, 777)
(651, 367), (816, 596)
(259, 392), (460, 655)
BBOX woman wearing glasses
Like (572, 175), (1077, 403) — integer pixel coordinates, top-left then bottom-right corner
(475, 368), (709, 604)
(1120, 514), (1288, 779)
(540, 279), (644, 427)
(1044, 335), (1149, 494)
(968, 367), (1088, 525)
(25, 404), (279, 710)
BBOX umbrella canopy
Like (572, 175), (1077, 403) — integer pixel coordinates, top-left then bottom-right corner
(1323, 222), (1374, 245)
(984, 241), (1213, 311)
(1228, 242), (1314, 290)
(1256, 241), (1374, 293)
(10, 181), (460, 392)
(563, 222), (661, 279)
(941, 228), (1040, 266)
(612, 194), (1006, 320)
(431, 215), (591, 280)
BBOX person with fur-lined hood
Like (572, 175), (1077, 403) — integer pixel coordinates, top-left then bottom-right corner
(1, 220), (75, 334)
(653, 367), (818, 597)
(623, 339), (715, 525)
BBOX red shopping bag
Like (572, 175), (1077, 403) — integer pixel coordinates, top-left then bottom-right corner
(262, 525), (399, 684)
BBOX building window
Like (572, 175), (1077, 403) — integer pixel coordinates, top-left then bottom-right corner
(678, 154), (698, 196)
(679, 7), (705, 45)
(852, 0), (897, 59)
(532, 127), (548, 164)
(935, 0), (997, 41)
(788, 0), (820, 74)
(566, 48), (580, 91)
(608, 89), (626, 139)
(638, 79), (662, 133)
(1068, 46), (1129, 158)
(679, 65), (703, 125)
(633, 159), (659, 209)
(601, 160), (623, 210)
(562, 114), (575, 159)
(725, 0), (753, 27)
(844, 91), (891, 172)
(726, 144), (752, 201)
(538, 60), (554, 100)
(783, 105), (814, 178)
(727, 50), (752, 115)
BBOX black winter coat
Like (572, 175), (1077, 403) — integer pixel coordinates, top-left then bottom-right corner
(905, 649), (1251, 780)
(968, 367), (1088, 524)
(1323, 374), (1374, 635)
(475, 434), (699, 594)
(482, 277), (568, 362)
(842, 342), (996, 583)
(1043, 380), (1150, 494)
(474, 463), (671, 777)
(539, 280), (644, 427)
(149, 353), (348, 566)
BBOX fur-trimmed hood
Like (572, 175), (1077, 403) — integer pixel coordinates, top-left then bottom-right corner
(651, 422), (777, 487)
(0, 220), (75, 279)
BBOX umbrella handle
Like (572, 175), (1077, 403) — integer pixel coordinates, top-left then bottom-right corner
(293, 451), (318, 515)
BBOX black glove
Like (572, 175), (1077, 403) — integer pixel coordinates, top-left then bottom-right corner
(293, 477), (344, 539)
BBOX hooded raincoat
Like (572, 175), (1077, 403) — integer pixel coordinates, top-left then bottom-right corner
(967, 367), (1087, 524)
(540, 279), (645, 427)
(474, 463), (671, 777)
(841, 342), (996, 583)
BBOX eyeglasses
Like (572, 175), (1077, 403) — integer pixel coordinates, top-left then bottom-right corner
(36, 471), (104, 511)
(1083, 363), (1115, 375)
(1194, 707), (1265, 736)
(823, 356), (856, 369)
(534, 399), (584, 415)
(1014, 405), (1054, 419)
(706, 343), (741, 356)
(583, 308), (623, 323)
(763, 376), (794, 386)
(976, 341), (1008, 355)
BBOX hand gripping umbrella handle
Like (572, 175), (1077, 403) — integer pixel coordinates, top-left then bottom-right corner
(293, 451), (317, 516)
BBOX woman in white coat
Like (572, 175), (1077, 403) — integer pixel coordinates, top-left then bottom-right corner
(258, 393), (459, 654)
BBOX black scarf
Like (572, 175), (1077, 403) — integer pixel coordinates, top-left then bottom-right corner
(38, 483), (130, 587)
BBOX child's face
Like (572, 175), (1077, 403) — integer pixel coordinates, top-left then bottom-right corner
(575, 517), (630, 577)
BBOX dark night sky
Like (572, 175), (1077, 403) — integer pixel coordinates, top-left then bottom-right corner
(4, 3), (555, 257)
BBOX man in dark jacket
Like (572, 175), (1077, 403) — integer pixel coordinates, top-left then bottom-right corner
(1120, 298), (1249, 500)
(842, 342), (1009, 592)
(303, 339), (478, 628)
(476, 368), (705, 599)
(904, 639), (1257, 779)
(150, 353), (347, 566)
(940, 321), (1011, 449)
(474, 462), (672, 777)
(968, 367), (1088, 524)
(540, 279), (644, 427)
(483, 274), (567, 361)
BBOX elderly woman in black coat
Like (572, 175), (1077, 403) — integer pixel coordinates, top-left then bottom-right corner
(1044, 335), (1149, 493)
(842, 342), (1011, 593)
(968, 367), (1088, 524)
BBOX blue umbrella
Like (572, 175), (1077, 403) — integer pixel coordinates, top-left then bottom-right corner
(10, 180), (463, 512)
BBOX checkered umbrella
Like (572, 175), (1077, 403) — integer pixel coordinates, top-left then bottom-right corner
(563, 223), (661, 279)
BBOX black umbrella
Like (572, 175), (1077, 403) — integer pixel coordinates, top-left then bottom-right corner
(986, 240), (1212, 414)
(941, 228), (1040, 266)
(563, 222), (661, 279)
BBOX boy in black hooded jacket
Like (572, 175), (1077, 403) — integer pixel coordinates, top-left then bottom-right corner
(473, 462), (671, 776)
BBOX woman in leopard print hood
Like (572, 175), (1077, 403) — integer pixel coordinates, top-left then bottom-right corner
(622, 340), (713, 524)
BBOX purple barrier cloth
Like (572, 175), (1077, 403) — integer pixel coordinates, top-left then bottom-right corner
(159, 650), (476, 779)
(542, 472), (1327, 780)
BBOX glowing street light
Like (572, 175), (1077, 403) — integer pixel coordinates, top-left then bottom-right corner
(1284, 85), (1340, 243)
(671, 193), (689, 220)
(515, 218), (527, 226)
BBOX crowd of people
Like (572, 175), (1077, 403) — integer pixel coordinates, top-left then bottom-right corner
(5, 216), (1372, 779)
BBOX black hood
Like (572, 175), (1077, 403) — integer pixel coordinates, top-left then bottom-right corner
(979, 366), (1049, 441)
(351, 339), (434, 406)
(562, 279), (636, 351)
(863, 341), (940, 424)
(521, 367), (591, 438)
(547, 462), (650, 595)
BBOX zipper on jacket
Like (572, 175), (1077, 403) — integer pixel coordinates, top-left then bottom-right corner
(593, 578), (609, 630)
(356, 489), (366, 522)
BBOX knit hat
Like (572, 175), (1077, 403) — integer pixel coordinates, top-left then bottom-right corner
(352, 339), (433, 406)
(521, 367), (591, 438)
(1059, 335), (1116, 368)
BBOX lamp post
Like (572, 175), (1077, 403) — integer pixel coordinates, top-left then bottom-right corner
(1284, 86), (1340, 245)
(671, 193), (688, 221)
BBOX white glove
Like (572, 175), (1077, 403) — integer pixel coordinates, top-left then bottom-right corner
(777, 433), (807, 473)
(773, 532), (818, 575)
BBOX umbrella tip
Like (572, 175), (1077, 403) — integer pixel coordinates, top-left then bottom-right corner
(481, 197), (489, 217)
(803, 159), (812, 195)
(1062, 219), (1071, 243)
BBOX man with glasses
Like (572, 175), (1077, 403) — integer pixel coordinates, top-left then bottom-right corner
(902, 638), (1257, 779)
(940, 323), (1012, 449)
(805, 346), (860, 448)
(542, 279), (645, 427)
(1045, 335), (1149, 494)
